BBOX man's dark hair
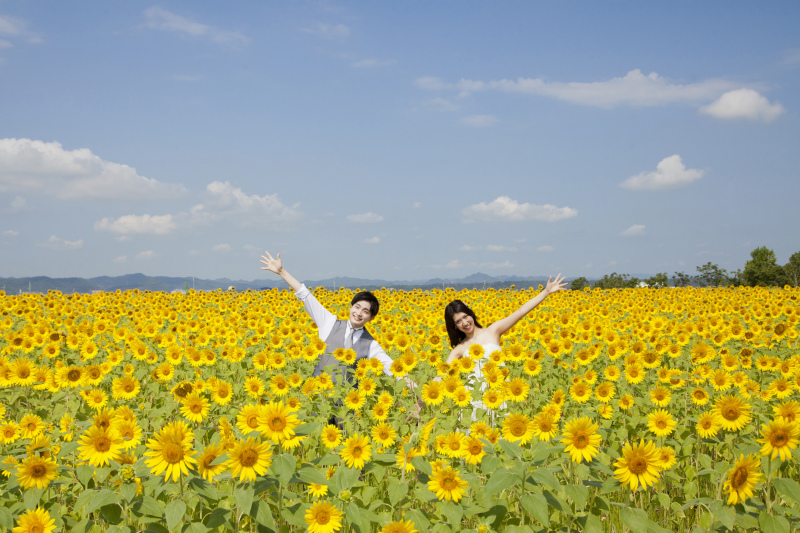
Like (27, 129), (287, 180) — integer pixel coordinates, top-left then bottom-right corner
(351, 291), (379, 317)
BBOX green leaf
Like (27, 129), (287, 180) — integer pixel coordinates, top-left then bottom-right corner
(519, 493), (549, 526)
(164, 500), (187, 532)
(331, 465), (360, 494)
(388, 482), (408, 506)
(271, 454), (297, 487)
(530, 467), (562, 492)
(410, 456), (433, 475)
(440, 501), (463, 526)
(132, 496), (163, 518)
(188, 476), (220, 501)
(77, 463), (94, 487)
(0, 507), (13, 530)
(599, 476), (620, 495)
(253, 500), (276, 529)
(204, 508), (232, 530)
(621, 507), (651, 531)
(119, 482), (137, 503)
(481, 455), (501, 474)
(181, 522), (210, 533)
(483, 469), (517, 497)
(657, 492), (671, 509)
(294, 422), (321, 436)
(759, 512), (790, 533)
(499, 439), (523, 459)
(86, 489), (121, 514)
(281, 502), (310, 528)
(296, 466), (329, 486)
(505, 526), (535, 533)
(577, 513), (603, 533)
(565, 484), (588, 509)
(773, 477), (800, 506)
(715, 504), (736, 531)
(234, 483), (255, 515)
(144, 524), (170, 533)
(405, 508), (432, 531)
(542, 490), (571, 516)
(100, 503), (123, 525)
(105, 526), (132, 533)
(23, 487), (43, 510)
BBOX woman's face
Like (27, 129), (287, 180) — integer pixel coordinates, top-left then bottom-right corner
(452, 312), (475, 335)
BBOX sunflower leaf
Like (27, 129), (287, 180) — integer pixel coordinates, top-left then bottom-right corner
(759, 512), (790, 533)
(164, 500), (187, 532)
(85, 489), (121, 514)
(519, 493), (549, 526)
(773, 477), (800, 506)
(271, 454), (296, 487)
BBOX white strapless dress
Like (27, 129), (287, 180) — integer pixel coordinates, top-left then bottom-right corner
(468, 343), (502, 420)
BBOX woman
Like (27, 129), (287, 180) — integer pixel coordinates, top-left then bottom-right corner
(445, 274), (567, 415)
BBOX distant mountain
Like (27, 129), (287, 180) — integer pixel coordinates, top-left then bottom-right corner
(0, 272), (560, 294)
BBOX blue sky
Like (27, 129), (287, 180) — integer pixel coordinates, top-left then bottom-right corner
(1, 1), (798, 282)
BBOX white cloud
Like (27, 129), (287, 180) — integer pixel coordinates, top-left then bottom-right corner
(463, 196), (578, 223)
(301, 23), (350, 39)
(700, 89), (785, 122)
(364, 237), (380, 244)
(620, 155), (704, 190)
(212, 243), (231, 252)
(0, 39), (12, 49)
(37, 235), (83, 250)
(782, 49), (800, 66)
(417, 69), (740, 108)
(94, 214), (175, 235)
(351, 58), (395, 68)
(445, 259), (461, 269)
(0, 14), (42, 44)
(136, 250), (155, 259)
(460, 114), (499, 127)
(480, 260), (513, 269)
(460, 245), (479, 252)
(537, 245), (554, 252)
(413, 202), (421, 208)
(486, 244), (518, 252)
(3, 229), (19, 237)
(114, 255), (127, 263)
(143, 7), (249, 47)
(424, 98), (459, 112)
(346, 212), (383, 223)
(0, 138), (187, 200)
(621, 224), (646, 237)
(189, 181), (303, 230)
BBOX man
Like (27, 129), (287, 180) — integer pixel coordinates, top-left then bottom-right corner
(260, 251), (393, 384)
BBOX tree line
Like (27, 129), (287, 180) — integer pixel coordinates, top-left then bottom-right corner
(569, 246), (800, 290)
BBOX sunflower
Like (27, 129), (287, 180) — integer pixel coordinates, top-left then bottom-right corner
(774, 400), (800, 423)
(649, 386), (671, 407)
(723, 454), (762, 505)
(0, 422), (19, 444)
(226, 437), (273, 482)
(78, 426), (124, 467)
(371, 423), (397, 447)
(533, 413), (559, 442)
(690, 387), (709, 406)
(11, 507), (56, 533)
(180, 393), (209, 423)
(462, 436), (487, 465)
(309, 483), (328, 498)
(647, 409), (677, 437)
(523, 358), (542, 376)
(344, 390), (367, 410)
(598, 405), (614, 419)
(15, 455), (58, 490)
(114, 419), (143, 450)
(244, 376), (265, 398)
(421, 382), (445, 406)
(396, 446), (421, 472)
(211, 380), (233, 405)
(440, 431), (466, 458)
(453, 386), (472, 407)
(144, 425), (197, 482)
(236, 404), (263, 436)
(713, 394), (753, 432)
(380, 520), (418, 533)
(197, 443), (228, 481)
(561, 417), (602, 463)
(502, 413), (535, 444)
(482, 389), (505, 410)
(428, 466), (468, 502)
(696, 411), (722, 438)
(111, 375), (140, 400)
(756, 418), (800, 461)
(618, 394), (634, 410)
(613, 439), (662, 491)
(657, 446), (677, 470)
(595, 382), (615, 403)
(340, 434), (372, 469)
(258, 401), (300, 443)
(624, 363), (645, 385)
(270, 375), (290, 397)
(19, 414), (44, 439)
(320, 425), (342, 448)
(504, 378), (529, 402)
(305, 500), (343, 533)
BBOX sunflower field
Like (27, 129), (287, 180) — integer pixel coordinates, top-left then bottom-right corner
(1, 284), (800, 533)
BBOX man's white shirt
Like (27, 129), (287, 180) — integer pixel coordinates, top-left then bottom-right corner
(294, 284), (393, 376)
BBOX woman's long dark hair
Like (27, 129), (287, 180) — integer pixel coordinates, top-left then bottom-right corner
(444, 299), (483, 348)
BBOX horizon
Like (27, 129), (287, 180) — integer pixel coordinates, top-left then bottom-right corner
(1, 2), (798, 282)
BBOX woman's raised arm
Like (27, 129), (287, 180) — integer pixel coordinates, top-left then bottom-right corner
(488, 274), (567, 337)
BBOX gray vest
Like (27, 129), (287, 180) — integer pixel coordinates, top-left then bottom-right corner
(313, 320), (374, 385)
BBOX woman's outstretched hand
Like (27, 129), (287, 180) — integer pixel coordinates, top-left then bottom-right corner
(260, 251), (282, 275)
(544, 273), (568, 295)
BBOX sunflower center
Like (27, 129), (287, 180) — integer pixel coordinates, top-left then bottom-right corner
(240, 449), (258, 467)
(31, 464), (46, 477)
(124, 383), (135, 392)
(67, 370), (81, 381)
(449, 441), (460, 450)
(163, 442), (184, 464)
(352, 446), (362, 457)
(510, 422), (526, 437)
(315, 509), (331, 525)
(190, 403), (203, 414)
(469, 444), (482, 454)
(723, 407), (740, 420)
(656, 420), (666, 429)
(574, 433), (588, 448)
(730, 466), (749, 488)
(771, 431), (788, 446)
(629, 457), (648, 475)
(270, 416), (286, 430)
(246, 415), (259, 429)
(203, 454), (217, 468)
